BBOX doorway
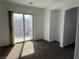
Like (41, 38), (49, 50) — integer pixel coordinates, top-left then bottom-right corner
(13, 13), (33, 44)
(60, 7), (78, 48)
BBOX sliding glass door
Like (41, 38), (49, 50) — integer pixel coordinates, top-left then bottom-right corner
(13, 13), (33, 43)
(24, 15), (33, 41)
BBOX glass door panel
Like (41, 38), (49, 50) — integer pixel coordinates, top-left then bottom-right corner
(13, 13), (24, 43)
(24, 14), (33, 41)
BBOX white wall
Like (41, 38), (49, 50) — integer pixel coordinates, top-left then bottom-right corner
(43, 9), (61, 42)
(50, 10), (56, 41)
(50, 10), (61, 42)
(43, 0), (79, 44)
(59, 10), (65, 47)
(43, 9), (50, 42)
(0, 1), (44, 47)
(42, 0), (79, 47)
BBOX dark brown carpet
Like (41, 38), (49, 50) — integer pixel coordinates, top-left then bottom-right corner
(0, 40), (74, 59)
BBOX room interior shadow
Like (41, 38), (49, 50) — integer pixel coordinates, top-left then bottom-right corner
(17, 40), (44, 59)
(19, 40), (74, 59)
(0, 45), (14, 59)
(64, 43), (75, 50)
(18, 42), (25, 59)
(17, 40), (35, 59)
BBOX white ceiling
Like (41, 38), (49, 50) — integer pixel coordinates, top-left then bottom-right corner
(2, 0), (71, 9)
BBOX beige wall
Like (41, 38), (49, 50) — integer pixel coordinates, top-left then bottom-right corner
(0, 1), (4, 46)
